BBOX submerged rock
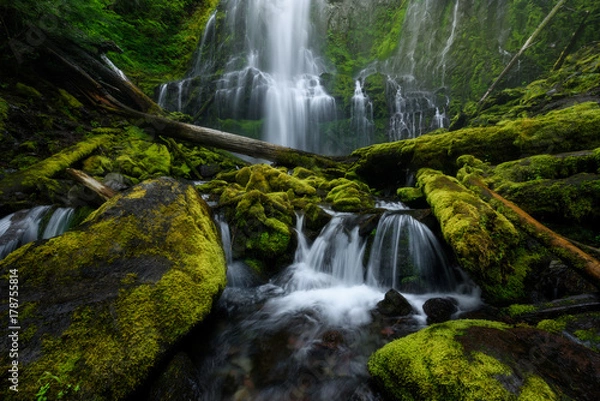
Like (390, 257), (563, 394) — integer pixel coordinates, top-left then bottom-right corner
(376, 289), (414, 316)
(368, 319), (600, 401)
(0, 177), (227, 400)
(423, 297), (459, 323)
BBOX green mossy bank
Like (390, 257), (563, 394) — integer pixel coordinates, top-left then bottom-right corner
(0, 177), (227, 400)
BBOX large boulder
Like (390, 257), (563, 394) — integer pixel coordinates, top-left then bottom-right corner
(0, 177), (227, 400)
(368, 319), (600, 401)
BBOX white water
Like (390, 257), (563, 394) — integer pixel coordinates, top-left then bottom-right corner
(0, 206), (75, 259)
(215, 0), (336, 152)
(101, 55), (129, 82)
(195, 205), (481, 399)
(351, 80), (374, 148)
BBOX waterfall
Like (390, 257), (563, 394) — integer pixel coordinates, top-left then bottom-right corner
(0, 206), (75, 260)
(351, 80), (374, 148)
(195, 208), (480, 399)
(160, 0), (336, 153)
(217, 0), (336, 152)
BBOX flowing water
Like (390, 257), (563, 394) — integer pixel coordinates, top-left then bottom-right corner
(0, 206), (75, 259)
(192, 204), (481, 400)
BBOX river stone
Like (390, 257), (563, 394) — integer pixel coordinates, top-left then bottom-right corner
(369, 319), (600, 401)
(376, 289), (414, 316)
(423, 297), (458, 323)
(0, 177), (227, 401)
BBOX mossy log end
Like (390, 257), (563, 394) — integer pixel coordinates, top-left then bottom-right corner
(467, 176), (600, 289)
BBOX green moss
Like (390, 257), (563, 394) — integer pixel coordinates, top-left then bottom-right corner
(324, 178), (374, 212)
(0, 96), (8, 132)
(536, 319), (567, 334)
(518, 376), (559, 401)
(58, 88), (83, 109)
(417, 168), (525, 304)
(368, 319), (513, 400)
(15, 82), (42, 99)
(506, 304), (538, 317)
(0, 179), (227, 400)
(396, 186), (424, 205)
(83, 155), (114, 176)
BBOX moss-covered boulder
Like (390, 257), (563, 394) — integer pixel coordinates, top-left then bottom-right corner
(368, 319), (600, 401)
(0, 177), (227, 400)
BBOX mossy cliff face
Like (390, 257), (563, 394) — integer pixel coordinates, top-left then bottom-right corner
(368, 319), (600, 401)
(0, 177), (227, 401)
(416, 168), (529, 304)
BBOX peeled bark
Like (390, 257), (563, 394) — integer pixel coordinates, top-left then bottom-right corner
(66, 168), (117, 200)
(467, 176), (600, 289)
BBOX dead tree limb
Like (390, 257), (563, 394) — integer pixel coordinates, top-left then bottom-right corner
(479, 0), (567, 106)
(467, 176), (600, 289)
(552, 10), (590, 71)
(66, 168), (117, 200)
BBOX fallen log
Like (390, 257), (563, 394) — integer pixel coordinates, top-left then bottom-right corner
(123, 109), (343, 170)
(466, 176), (600, 289)
(66, 168), (117, 200)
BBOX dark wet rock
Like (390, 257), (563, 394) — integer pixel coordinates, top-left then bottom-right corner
(376, 289), (414, 316)
(423, 297), (458, 323)
(147, 353), (201, 401)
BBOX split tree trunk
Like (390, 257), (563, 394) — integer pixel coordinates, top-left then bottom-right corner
(466, 176), (600, 289)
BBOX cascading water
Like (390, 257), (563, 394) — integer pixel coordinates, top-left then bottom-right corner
(161, 0), (336, 153)
(219, 0), (336, 152)
(351, 80), (374, 148)
(189, 204), (481, 400)
(0, 206), (75, 259)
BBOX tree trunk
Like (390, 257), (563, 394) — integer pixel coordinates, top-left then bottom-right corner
(479, 0), (567, 106)
(124, 109), (342, 170)
(66, 168), (117, 201)
(466, 176), (600, 289)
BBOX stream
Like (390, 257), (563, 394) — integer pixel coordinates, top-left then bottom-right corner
(189, 203), (481, 400)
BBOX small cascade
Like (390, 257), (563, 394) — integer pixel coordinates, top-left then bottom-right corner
(216, 216), (259, 288)
(42, 207), (75, 240)
(351, 80), (374, 148)
(0, 206), (75, 260)
(386, 76), (449, 140)
(101, 55), (129, 82)
(366, 203), (457, 292)
(192, 207), (480, 399)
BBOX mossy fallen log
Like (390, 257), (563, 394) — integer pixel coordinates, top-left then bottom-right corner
(0, 134), (113, 212)
(351, 102), (600, 189)
(466, 176), (600, 290)
(416, 168), (528, 304)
